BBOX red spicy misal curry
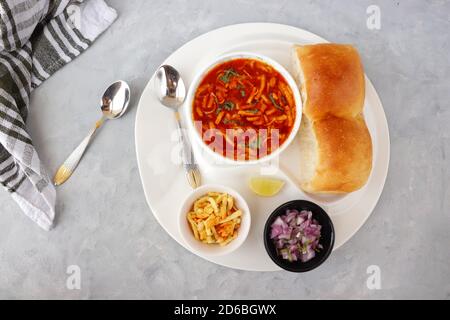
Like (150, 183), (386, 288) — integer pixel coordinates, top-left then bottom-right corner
(192, 58), (296, 161)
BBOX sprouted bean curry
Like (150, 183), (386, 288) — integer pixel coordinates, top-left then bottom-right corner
(192, 58), (296, 161)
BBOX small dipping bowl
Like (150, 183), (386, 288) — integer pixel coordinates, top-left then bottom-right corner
(264, 200), (335, 272)
(179, 184), (251, 257)
(185, 51), (302, 166)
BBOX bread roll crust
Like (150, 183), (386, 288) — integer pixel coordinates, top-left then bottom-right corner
(293, 44), (373, 193)
(295, 44), (365, 121)
(304, 115), (372, 193)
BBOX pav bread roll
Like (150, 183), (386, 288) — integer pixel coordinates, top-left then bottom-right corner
(292, 44), (372, 193)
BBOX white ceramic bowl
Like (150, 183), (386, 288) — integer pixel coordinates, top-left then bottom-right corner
(185, 51), (303, 166)
(178, 184), (251, 256)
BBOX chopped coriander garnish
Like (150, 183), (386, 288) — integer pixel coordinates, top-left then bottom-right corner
(219, 68), (239, 83)
(246, 108), (259, 114)
(221, 100), (235, 111)
(240, 90), (246, 97)
(269, 93), (284, 111)
(216, 101), (235, 114)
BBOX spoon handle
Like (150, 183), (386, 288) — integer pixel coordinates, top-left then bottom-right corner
(174, 111), (201, 188)
(53, 116), (106, 186)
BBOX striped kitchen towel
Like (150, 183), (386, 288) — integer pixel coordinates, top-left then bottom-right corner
(0, 0), (117, 230)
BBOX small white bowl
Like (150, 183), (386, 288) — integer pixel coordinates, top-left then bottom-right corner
(185, 51), (303, 166)
(178, 184), (251, 256)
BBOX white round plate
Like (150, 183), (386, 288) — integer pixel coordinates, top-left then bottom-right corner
(135, 23), (390, 271)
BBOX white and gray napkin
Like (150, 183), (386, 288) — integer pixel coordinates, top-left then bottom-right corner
(0, 0), (117, 230)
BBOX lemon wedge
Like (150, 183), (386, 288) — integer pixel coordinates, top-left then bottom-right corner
(249, 177), (285, 197)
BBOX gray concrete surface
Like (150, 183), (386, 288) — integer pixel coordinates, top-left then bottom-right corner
(0, 0), (449, 299)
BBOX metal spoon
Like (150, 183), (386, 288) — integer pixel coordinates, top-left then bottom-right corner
(53, 80), (131, 186)
(155, 65), (201, 189)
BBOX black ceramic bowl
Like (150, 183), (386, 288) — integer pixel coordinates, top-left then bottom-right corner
(263, 200), (335, 272)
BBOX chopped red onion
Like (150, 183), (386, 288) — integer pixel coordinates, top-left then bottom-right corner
(270, 209), (322, 262)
